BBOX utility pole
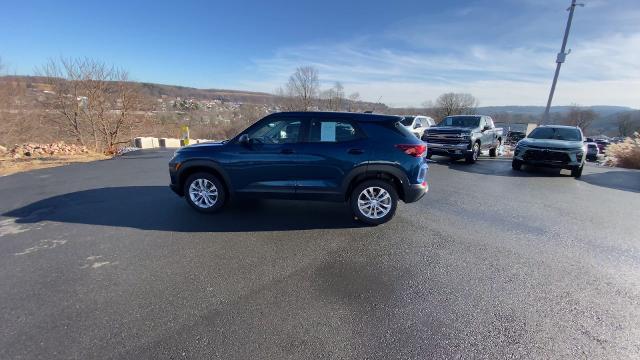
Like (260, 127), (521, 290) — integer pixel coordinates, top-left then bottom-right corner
(543, 0), (584, 123)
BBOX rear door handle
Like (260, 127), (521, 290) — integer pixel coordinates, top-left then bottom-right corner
(281, 148), (295, 154)
(348, 148), (364, 155)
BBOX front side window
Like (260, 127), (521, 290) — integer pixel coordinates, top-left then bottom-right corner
(309, 119), (360, 142)
(247, 118), (302, 144)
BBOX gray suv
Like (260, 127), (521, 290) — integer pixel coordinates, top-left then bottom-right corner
(512, 125), (586, 178)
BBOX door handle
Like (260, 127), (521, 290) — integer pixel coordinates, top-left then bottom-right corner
(348, 148), (364, 155)
(281, 148), (295, 154)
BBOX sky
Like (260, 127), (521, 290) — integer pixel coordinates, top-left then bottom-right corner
(1, 0), (639, 108)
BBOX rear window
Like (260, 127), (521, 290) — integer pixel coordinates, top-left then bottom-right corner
(400, 116), (415, 126)
(394, 121), (417, 138)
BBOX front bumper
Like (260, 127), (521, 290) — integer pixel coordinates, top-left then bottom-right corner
(514, 148), (584, 169)
(426, 142), (471, 156)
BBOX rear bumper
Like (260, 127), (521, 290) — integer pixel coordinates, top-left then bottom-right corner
(404, 182), (428, 203)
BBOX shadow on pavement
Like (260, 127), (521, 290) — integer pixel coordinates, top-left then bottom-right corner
(3, 186), (363, 232)
(430, 155), (640, 192)
(431, 156), (570, 178)
(579, 171), (640, 193)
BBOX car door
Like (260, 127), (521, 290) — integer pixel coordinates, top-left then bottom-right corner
(226, 115), (307, 197)
(479, 116), (493, 149)
(295, 117), (369, 201)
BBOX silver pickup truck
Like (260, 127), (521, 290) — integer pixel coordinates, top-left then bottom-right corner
(421, 115), (503, 164)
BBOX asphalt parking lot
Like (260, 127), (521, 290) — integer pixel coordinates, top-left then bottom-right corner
(1, 149), (639, 359)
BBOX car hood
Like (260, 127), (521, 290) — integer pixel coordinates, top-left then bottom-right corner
(185, 141), (225, 148)
(426, 126), (474, 133)
(519, 138), (583, 149)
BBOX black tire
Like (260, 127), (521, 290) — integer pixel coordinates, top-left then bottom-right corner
(489, 139), (500, 157)
(184, 172), (227, 213)
(571, 165), (583, 178)
(512, 159), (522, 171)
(425, 151), (433, 159)
(465, 142), (480, 164)
(350, 179), (398, 226)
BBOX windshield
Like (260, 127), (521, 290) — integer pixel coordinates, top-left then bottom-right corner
(400, 116), (414, 126)
(439, 116), (480, 127)
(528, 127), (582, 141)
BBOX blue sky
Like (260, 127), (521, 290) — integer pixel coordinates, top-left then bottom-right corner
(1, 0), (639, 107)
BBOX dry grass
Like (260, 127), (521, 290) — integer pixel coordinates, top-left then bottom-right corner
(0, 153), (109, 176)
(604, 132), (640, 169)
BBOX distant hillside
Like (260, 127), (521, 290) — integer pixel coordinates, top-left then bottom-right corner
(477, 105), (634, 117)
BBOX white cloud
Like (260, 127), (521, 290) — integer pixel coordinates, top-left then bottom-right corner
(246, 31), (640, 108)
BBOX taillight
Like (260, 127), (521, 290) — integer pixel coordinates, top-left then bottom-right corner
(395, 144), (427, 157)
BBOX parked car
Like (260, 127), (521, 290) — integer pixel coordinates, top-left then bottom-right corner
(169, 112), (429, 225)
(506, 131), (526, 145)
(512, 125), (586, 178)
(421, 115), (503, 163)
(595, 139), (610, 154)
(585, 142), (601, 161)
(400, 115), (435, 139)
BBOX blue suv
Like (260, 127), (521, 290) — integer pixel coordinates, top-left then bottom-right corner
(169, 112), (429, 225)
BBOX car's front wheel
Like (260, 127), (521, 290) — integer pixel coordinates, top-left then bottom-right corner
(350, 180), (398, 226)
(466, 142), (480, 164)
(184, 172), (226, 213)
(571, 165), (584, 178)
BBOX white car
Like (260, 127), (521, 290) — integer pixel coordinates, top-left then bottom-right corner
(400, 115), (435, 139)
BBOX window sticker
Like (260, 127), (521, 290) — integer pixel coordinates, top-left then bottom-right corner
(320, 122), (336, 142)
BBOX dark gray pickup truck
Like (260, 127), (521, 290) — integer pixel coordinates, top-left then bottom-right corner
(421, 115), (503, 163)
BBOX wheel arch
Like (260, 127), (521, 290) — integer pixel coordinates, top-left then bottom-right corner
(177, 160), (232, 198)
(343, 164), (408, 202)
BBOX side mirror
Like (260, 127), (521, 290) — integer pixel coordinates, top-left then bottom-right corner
(414, 123), (420, 129)
(483, 125), (491, 131)
(238, 134), (250, 146)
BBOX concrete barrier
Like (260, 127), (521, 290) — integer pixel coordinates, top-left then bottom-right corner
(159, 138), (181, 148)
(133, 137), (159, 149)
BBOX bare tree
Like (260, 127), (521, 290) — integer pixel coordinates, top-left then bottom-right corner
(564, 104), (596, 133)
(347, 92), (360, 111)
(617, 112), (640, 137)
(434, 93), (478, 120)
(285, 66), (319, 111)
(38, 58), (87, 145)
(38, 57), (144, 152)
(332, 82), (344, 111)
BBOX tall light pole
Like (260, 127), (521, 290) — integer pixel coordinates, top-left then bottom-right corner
(543, 0), (584, 123)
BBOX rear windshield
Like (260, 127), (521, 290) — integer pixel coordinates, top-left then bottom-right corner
(528, 127), (582, 141)
(439, 116), (480, 127)
(400, 116), (414, 126)
(394, 121), (418, 138)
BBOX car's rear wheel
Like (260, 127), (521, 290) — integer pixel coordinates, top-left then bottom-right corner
(571, 165), (583, 178)
(466, 142), (480, 164)
(184, 172), (226, 213)
(512, 159), (522, 171)
(350, 180), (398, 226)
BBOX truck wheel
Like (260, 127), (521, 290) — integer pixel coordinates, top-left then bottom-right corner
(350, 180), (398, 226)
(184, 172), (227, 213)
(512, 159), (522, 171)
(489, 139), (502, 158)
(465, 142), (480, 164)
(571, 165), (583, 178)
(425, 151), (432, 159)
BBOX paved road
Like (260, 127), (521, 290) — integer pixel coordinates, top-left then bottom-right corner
(1, 150), (639, 359)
